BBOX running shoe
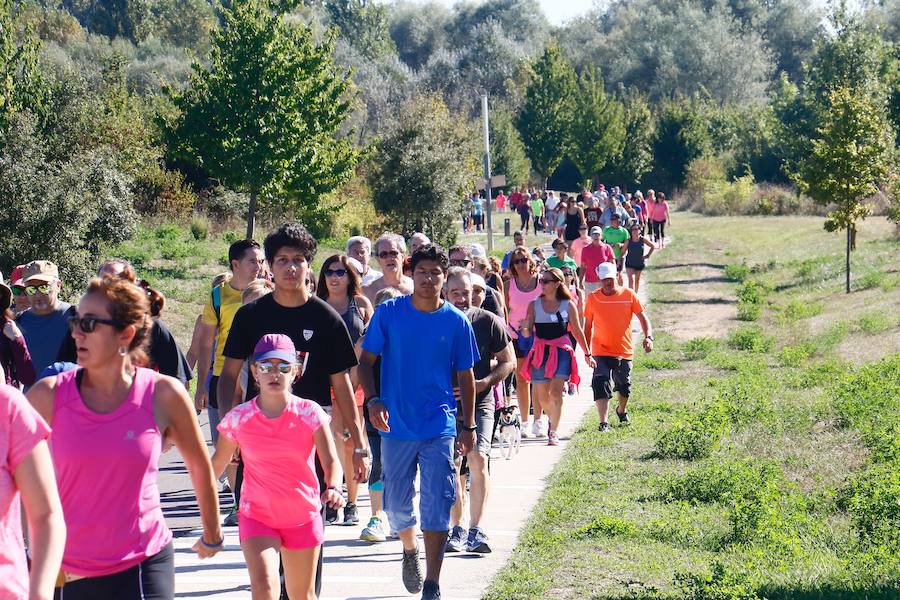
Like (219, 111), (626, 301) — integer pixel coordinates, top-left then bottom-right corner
(532, 418), (546, 438)
(360, 516), (387, 542)
(616, 410), (630, 425)
(598, 422), (612, 433)
(325, 505), (338, 525)
(465, 527), (492, 553)
(342, 502), (359, 526)
(222, 508), (239, 527)
(520, 420), (531, 438)
(445, 525), (466, 552)
(547, 430), (560, 446)
(421, 580), (442, 600)
(402, 546), (423, 593)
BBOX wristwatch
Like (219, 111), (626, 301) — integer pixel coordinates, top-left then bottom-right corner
(645, 335), (654, 341)
(460, 424), (477, 432)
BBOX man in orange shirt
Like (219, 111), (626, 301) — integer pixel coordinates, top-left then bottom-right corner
(583, 263), (654, 432)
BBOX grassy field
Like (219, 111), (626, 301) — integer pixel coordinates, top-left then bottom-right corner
(483, 212), (900, 600)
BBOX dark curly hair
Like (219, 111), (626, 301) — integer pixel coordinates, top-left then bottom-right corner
(263, 223), (317, 264)
(410, 243), (449, 273)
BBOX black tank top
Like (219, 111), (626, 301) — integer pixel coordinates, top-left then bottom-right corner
(533, 298), (570, 340)
(340, 296), (366, 344)
(564, 210), (582, 241)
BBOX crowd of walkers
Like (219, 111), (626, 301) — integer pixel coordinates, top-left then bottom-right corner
(1, 182), (663, 599)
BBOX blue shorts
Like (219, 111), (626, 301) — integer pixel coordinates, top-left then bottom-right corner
(530, 347), (572, 383)
(380, 436), (456, 533)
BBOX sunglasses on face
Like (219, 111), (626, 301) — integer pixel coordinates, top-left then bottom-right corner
(511, 258), (528, 265)
(67, 316), (122, 333)
(11, 286), (25, 296)
(450, 258), (471, 266)
(25, 284), (52, 296)
(255, 361), (294, 374)
(378, 250), (400, 259)
(325, 268), (347, 278)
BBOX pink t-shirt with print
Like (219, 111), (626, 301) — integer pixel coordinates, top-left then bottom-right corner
(0, 385), (51, 598)
(218, 395), (328, 528)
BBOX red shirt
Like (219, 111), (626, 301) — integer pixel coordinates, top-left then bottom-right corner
(509, 192), (523, 209)
(581, 242), (615, 282)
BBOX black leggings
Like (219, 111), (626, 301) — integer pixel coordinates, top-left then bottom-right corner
(651, 220), (665, 242)
(55, 542), (174, 600)
(519, 212), (530, 232)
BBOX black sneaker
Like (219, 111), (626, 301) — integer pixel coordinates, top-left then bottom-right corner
(598, 422), (612, 433)
(402, 546), (423, 593)
(342, 502), (359, 526)
(325, 505), (338, 525)
(616, 410), (630, 425)
(422, 580), (441, 600)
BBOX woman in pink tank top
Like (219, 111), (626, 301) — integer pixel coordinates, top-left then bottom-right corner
(211, 334), (344, 600)
(27, 277), (222, 599)
(503, 246), (545, 438)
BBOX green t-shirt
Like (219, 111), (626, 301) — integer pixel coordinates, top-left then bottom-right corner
(602, 226), (629, 258)
(529, 198), (544, 216)
(546, 255), (578, 271)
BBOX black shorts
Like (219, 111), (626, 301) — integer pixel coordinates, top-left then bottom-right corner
(54, 542), (174, 600)
(626, 263), (644, 272)
(591, 356), (633, 400)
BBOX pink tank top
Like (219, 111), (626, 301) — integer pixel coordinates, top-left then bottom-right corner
(51, 367), (171, 577)
(508, 276), (541, 329)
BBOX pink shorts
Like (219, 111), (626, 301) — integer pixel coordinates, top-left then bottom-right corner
(239, 513), (325, 550)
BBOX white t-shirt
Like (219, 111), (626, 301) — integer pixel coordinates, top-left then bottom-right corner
(545, 194), (560, 212)
(361, 268), (383, 287)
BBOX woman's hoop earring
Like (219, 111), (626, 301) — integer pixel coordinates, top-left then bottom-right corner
(118, 346), (128, 357)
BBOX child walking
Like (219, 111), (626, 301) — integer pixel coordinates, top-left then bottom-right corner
(211, 334), (344, 600)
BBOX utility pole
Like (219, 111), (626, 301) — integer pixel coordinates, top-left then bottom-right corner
(482, 93), (493, 252)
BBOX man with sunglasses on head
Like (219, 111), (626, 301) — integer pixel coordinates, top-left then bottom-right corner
(15, 260), (74, 376)
(363, 232), (414, 303)
(448, 245), (505, 319)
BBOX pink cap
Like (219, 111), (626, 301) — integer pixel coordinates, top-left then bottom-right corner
(253, 334), (297, 363)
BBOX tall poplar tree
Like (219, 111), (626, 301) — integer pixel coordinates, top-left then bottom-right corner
(569, 67), (624, 187)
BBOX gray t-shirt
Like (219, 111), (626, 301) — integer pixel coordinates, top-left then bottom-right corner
(17, 302), (73, 376)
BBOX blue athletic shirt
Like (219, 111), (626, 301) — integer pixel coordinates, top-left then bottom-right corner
(362, 295), (479, 441)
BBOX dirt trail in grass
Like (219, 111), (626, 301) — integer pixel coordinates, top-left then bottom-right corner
(647, 240), (737, 341)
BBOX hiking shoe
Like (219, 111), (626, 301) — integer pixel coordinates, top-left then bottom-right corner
(401, 546), (423, 593)
(359, 516), (387, 542)
(422, 580), (441, 600)
(598, 422), (612, 433)
(445, 525), (466, 552)
(325, 505), (338, 525)
(465, 526), (492, 553)
(222, 508), (239, 527)
(616, 410), (630, 425)
(547, 430), (560, 446)
(342, 502), (359, 526)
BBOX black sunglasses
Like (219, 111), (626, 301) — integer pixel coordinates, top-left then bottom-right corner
(511, 258), (529, 265)
(325, 268), (347, 278)
(67, 315), (123, 333)
(378, 250), (400, 259)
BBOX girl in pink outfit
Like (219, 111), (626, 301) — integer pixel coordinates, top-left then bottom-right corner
(0, 383), (65, 600)
(212, 334), (344, 600)
(27, 277), (222, 599)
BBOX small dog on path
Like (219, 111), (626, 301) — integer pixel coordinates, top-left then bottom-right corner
(497, 406), (522, 459)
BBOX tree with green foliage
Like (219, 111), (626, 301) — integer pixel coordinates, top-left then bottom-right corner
(569, 67), (623, 187)
(516, 43), (576, 186)
(1, 0), (48, 132)
(796, 86), (895, 293)
(325, 0), (396, 60)
(606, 91), (653, 188)
(165, 0), (361, 238)
(489, 107), (530, 188)
(651, 95), (711, 188)
(368, 95), (478, 247)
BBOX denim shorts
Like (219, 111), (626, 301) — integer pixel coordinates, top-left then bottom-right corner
(530, 347), (572, 383)
(381, 436), (456, 533)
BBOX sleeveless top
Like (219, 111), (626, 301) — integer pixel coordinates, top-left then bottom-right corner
(533, 298), (570, 340)
(508, 277), (541, 329)
(564, 209), (582, 240)
(625, 237), (646, 268)
(340, 296), (366, 345)
(51, 367), (171, 577)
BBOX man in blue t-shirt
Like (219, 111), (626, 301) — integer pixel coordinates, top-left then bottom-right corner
(360, 244), (478, 600)
(16, 260), (73, 376)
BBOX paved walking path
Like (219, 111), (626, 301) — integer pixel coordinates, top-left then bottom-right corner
(163, 238), (657, 599)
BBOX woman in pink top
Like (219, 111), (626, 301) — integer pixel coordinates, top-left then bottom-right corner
(651, 192), (671, 248)
(212, 334), (343, 600)
(27, 277), (221, 599)
(503, 246), (546, 438)
(0, 384), (65, 600)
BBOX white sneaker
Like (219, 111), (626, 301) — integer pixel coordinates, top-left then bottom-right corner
(532, 418), (546, 438)
(521, 420), (531, 438)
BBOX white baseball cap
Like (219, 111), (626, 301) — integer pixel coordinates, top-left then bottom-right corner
(596, 263), (616, 281)
(469, 273), (487, 291)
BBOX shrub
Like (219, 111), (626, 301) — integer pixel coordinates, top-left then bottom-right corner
(190, 214), (209, 240)
(840, 463), (900, 552)
(737, 301), (762, 321)
(713, 370), (771, 425)
(782, 358), (848, 389)
(683, 337), (718, 361)
(780, 299), (823, 322)
(832, 354), (900, 462)
(132, 165), (197, 217)
(736, 279), (767, 321)
(727, 326), (773, 353)
(778, 343), (814, 367)
(674, 562), (760, 600)
(655, 403), (729, 460)
(663, 458), (780, 505)
(724, 263), (751, 282)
